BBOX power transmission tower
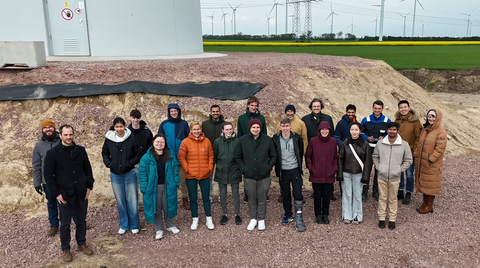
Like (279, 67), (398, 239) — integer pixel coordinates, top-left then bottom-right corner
(292, 0), (301, 38)
(304, 0), (312, 36)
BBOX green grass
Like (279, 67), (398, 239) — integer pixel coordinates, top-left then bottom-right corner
(203, 45), (480, 70)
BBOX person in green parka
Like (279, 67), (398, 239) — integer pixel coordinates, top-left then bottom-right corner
(139, 134), (180, 240)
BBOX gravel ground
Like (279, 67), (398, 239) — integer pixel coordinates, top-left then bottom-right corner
(1, 154), (479, 268)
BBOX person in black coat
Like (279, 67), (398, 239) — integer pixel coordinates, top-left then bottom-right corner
(44, 125), (94, 262)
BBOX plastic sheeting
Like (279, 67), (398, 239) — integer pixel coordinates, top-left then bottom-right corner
(0, 81), (265, 101)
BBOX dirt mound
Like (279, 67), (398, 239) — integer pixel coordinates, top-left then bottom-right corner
(0, 52), (478, 214)
(399, 68), (480, 94)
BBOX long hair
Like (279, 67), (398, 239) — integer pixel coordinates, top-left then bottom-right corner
(109, 117), (126, 131)
(151, 134), (171, 163)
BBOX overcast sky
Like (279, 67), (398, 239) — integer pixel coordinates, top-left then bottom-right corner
(200, 0), (479, 38)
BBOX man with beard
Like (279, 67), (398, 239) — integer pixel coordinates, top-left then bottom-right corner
(334, 104), (358, 147)
(32, 120), (76, 236)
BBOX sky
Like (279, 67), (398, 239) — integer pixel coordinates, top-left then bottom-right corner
(200, 0), (479, 38)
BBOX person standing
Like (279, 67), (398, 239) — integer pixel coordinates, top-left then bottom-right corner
(44, 125), (94, 262)
(102, 117), (142, 235)
(334, 104), (358, 147)
(360, 100), (391, 202)
(414, 109), (447, 214)
(272, 117), (305, 232)
(337, 122), (372, 224)
(372, 122), (413, 230)
(158, 103), (190, 210)
(394, 100), (422, 204)
(213, 122), (242, 225)
(139, 134), (181, 240)
(178, 122), (215, 230)
(234, 119), (277, 231)
(32, 119), (76, 236)
(305, 121), (338, 224)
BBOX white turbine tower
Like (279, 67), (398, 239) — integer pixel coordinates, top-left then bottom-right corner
(378, 0), (386, 41)
(325, 3), (339, 34)
(229, 4), (241, 34)
(371, 13), (379, 37)
(399, 12), (410, 37)
(265, 13), (273, 36)
(269, 1), (283, 35)
(347, 18), (356, 35)
(462, 8), (477, 37)
(207, 11), (215, 36)
(400, 0), (424, 37)
(221, 8), (228, 36)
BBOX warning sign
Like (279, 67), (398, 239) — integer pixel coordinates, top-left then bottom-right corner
(61, 8), (73, 20)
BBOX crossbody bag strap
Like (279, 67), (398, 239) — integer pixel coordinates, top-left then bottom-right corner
(349, 144), (364, 171)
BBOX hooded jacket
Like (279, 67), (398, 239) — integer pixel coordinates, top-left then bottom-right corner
(128, 120), (153, 156)
(139, 147), (180, 222)
(234, 132), (277, 181)
(178, 132), (214, 180)
(334, 114), (358, 147)
(237, 108), (267, 137)
(213, 132), (242, 184)
(158, 103), (190, 162)
(394, 109), (422, 154)
(337, 136), (372, 184)
(272, 131), (304, 178)
(202, 114), (226, 145)
(102, 128), (143, 175)
(372, 134), (413, 183)
(32, 133), (60, 187)
(301, 112), (335, 141)
(414, 109), (447, 196)
(305, 121), (338, 184)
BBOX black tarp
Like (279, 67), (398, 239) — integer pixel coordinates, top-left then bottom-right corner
(0, 81), (265, 101)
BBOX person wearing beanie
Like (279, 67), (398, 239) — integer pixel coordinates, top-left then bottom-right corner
(32, 119), (77, 237)
(234, 119), (277, 231)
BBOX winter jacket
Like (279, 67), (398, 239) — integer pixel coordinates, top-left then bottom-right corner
(157, 103), (190, 163)
(32, 133), (60, 187)
(372, 134), (413, 183)
(202, 114), (226, 145)
(301, 112), (335, 141)
(237, 108), (267, 137)
(414, 109), (447, 196)
(178, 132), (214, 180)
(272, 131), (304, 178)
(213, 132), (242, 184)
(305, 122), (338, 184)
(361, 113), (391, 147)
(128, 120), (153, 156)
(334, 114), (358, 147)
(139, 147), (180, 222)
(275, 116), (308, 153)
(337, 136), (372, 184)
(394, 109), (422, 154)
(44, 143), (95, 204)
(234, 133), (277, 181)
(102, 128), (143, 175)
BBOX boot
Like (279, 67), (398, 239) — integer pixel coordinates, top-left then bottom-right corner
(416, 194), (428, 212)
(397, 190), (404, 200)
(293, 200), (306, 232)
(182, 197), (190, 210)
(402, 192), (411, 205)
(419, 195), (435, 214)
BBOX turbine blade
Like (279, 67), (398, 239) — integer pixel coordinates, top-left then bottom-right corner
(416, 0), (424, 10)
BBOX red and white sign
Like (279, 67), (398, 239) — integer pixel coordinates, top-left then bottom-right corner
(61, 8), (74, 20)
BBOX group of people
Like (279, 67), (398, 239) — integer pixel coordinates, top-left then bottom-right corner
(32, 97), (447, 262)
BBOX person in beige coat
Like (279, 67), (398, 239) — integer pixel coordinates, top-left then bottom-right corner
(414, 109), (447, 214)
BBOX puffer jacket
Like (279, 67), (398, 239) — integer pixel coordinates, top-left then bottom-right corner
(178, 132), (214, 180)
(139, 147), (180, 222)
(414, 109), (447, 196)
(337, 136), (372, 184)
(305, 121), (338, 184)
(372, 134), (413, 182)
(395, 109), (422, 154)
(102, 128), (142, 175)
(213, 132), (242, 184)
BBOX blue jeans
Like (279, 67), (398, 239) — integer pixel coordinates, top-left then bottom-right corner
(186, 178), (211, 218)
(341, 173), (363, 222)
(399, 160), (415, 193)
(43, 183), (77, 227)
(110, 170), (140, 230)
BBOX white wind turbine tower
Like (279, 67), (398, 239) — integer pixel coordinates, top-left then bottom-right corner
(399, 12), (410, 37)
(326, 3), (339, 34)
(462, 8), (477, 37)
(207, 11), (215, 35)
(419, 19), (428, 37)
(400, 0), (424, 37)
(221, 8), (229, 36)
(371, 13), (379, 36)
(229, 3), (241, 34)
(265, 13), (273, 36)
(269, 1), (283, 35)
(377, 0), (386, 41)
(347, 18), (356, 35)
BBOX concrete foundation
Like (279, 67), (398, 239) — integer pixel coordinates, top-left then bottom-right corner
(0, 41), (47, 68)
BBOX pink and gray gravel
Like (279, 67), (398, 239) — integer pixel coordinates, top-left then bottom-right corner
(1, 155), (479, 268)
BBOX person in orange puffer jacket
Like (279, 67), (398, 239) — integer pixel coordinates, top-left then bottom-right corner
(178, 122), (215, 231)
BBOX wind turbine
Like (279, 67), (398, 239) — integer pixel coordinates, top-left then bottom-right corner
(347, 18), (356, 35)
(229, 4), (241, 34)
(462, 8), (477, 37)
(269, 1), (283, 35)
(419, 19), (427, 37)
(378, 0), (386, 41)
(400, 0), (424, 37)
(265, 12), (273, 36)
(371, 13), (379, 36)
(207, 11), (215, 36)
(325, 3), (339, 34)
(399, 12), (410, 37)
(221, 8), (228, 36)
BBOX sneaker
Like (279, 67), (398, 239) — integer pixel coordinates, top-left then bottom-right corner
(209, 196), (213, 203)
(62, 250), (73, 262)
(388, 221), (396, 230)
(379, 220), (386, 229)
(206, 216), (215, 230)
(247, 219), (257, 231)
(343, 219), (351, 224)
(258, 220), (265, 231)
(118, 228), (126, 235)
(166, 227), (180, 234)
(191, 217), (199, 230)
(47, 227), (58, 237)
(243, 195), (248, 204)
(235, 215), (242, 225)
(281, 216), (294, 225)
(78, 244), (93, 255)
(220, 215), (229, 225)
(403, 192), (412, 205)
(352, 217), (360, 225)
(131, 229), (139, 234)
(155, 230), (164, 240)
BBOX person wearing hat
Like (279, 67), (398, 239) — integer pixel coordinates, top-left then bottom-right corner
(234, 119), (277, 231)
(32, 119), (77, 236)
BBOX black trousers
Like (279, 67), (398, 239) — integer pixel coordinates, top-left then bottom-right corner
(280, 169), (304, 217)
(58, 194), (88, 251)
(312, 183), (333, 216)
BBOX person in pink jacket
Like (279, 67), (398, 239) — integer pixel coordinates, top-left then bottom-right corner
(306, 121), (338, 224)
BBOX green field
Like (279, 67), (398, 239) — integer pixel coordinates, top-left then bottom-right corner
(203, 45), (480, 70)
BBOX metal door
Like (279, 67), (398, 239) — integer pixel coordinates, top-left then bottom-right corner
(45, 0), (90, 56)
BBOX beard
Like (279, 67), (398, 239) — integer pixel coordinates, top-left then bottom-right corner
(43, 130), (56, 139)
